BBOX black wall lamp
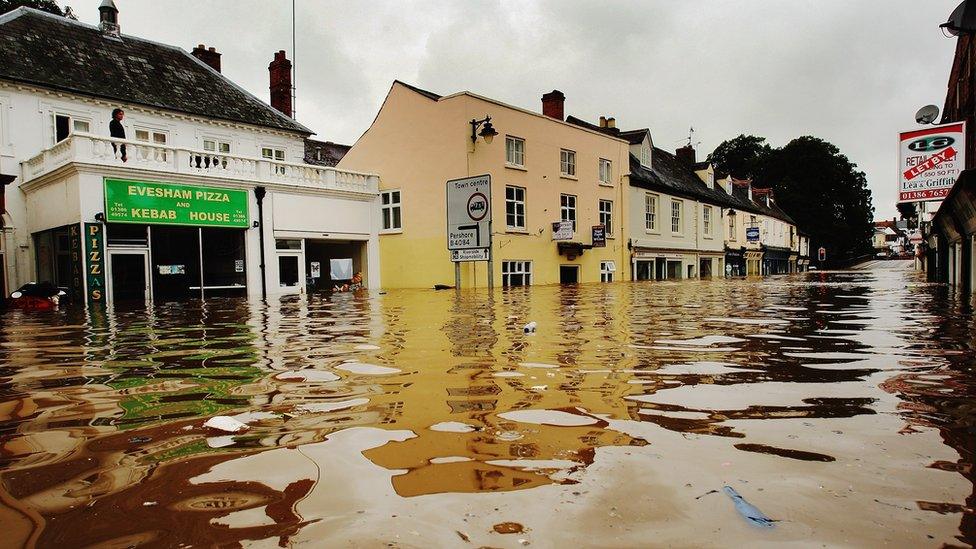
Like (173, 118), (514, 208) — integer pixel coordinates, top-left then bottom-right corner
(94, 212), (105, 223)
(470, 115), (498, 144)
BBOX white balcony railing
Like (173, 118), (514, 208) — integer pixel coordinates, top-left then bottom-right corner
(20, 133), (379, 195)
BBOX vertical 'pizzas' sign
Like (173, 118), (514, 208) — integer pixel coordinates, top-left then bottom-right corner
(84, 223), (106, 304)
(899, 122), (966, 203)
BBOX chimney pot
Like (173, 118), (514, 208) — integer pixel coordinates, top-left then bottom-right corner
(541, 90), (565, 120)
(607, 117), (616, 129)
(192, 44), (222, 73)
(599, 116), (607, 128)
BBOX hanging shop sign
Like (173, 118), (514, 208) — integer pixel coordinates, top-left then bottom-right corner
(552, 220), (574, 241)
(104, 178), (249, 228)
(591, 225), (606, 248)
(84, 223), (105, 304)
(746, 226), (760, 242)
(898, 122), (966, 203)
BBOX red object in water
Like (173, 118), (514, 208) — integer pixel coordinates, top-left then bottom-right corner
(13, 296), (55, 311)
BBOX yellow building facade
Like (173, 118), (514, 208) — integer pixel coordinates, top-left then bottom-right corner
(339, 82), (632, 288)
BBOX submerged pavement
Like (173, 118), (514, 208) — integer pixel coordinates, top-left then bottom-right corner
(0, 270), (973, 547)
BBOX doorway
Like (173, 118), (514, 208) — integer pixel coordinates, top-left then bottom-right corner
(559, 265), (579, 284)
(108, 250), (150, 302)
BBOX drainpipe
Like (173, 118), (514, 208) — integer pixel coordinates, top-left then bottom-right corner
(254, 186), (267, 301)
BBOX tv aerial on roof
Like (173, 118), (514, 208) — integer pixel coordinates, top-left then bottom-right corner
(915, 105), (941, 125)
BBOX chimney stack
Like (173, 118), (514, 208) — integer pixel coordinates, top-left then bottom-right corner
(98, 0), (120, 36)
(675, 145), (696, 166)
(607, 117), (616, 129)
(541, 90), (565, 120)
(599, 116), (607, 128)
(269, 50), (293, 118)
(192, 44), (222, 73)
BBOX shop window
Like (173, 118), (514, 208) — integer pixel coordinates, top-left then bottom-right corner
(560, 149), (576, 177)
(599, 200), (613, 236)
(150, 226), (201, 301)
(201, 228), (246, 296)
(506, 136), (525, 167)
(600, 261), (615, 282)
(599, 159), (612, 185)
(560, 194), (576, 231)
(279, 256), (299, 287)
(502, 260), (532, 287)
(381, 190), (401, 231)
(506, 186), (526, 230)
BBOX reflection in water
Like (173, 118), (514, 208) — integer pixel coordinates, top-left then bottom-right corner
(0, 271), (974, 547)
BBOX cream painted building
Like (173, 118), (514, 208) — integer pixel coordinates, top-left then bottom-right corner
(338, 83), (632, 288)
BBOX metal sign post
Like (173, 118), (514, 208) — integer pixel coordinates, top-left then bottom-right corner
(446, 174), (492, 289)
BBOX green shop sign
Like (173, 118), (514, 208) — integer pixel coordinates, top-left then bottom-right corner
(104, 178), (249, 228)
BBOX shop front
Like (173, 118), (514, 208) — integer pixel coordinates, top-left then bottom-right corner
(745, 250), (763, 276)
(725, 247), (746, 277)
(633, 251), (688, 281)
(762, 245), (792, 275)
(698, 253), (723, 279)
(96, 178), (250, 304)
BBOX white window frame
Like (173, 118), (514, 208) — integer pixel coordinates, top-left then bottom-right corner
(502, 260), (532, 287)
(599, 199), (613, 236)
(560, 149), (576, 178)
(560, 193), (577, 232)
(703, 205), (712, 238)
(52, 111), (92, 144)
(506, 185), (526, 230)
(600, 261), (616, 282)
(381, 189), (402, 232)
(645, 193), (658, 232)
(640, 144), (651, 168)
(671, 199), (683, 234)
(203, 138), (232, 154)
(599, 158), (613, 186)
(728, 214), (736, 240)
(506, 136), (525, 168)
(135, 127), (168, 145)
(262, 146), (287, 175)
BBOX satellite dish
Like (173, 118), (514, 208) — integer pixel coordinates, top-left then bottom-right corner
(915, 105), (940, 125)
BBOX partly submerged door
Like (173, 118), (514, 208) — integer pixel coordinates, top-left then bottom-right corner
(108, 250), (150, 303)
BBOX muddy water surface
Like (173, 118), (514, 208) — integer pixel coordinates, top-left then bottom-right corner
(0, 270), (974, 548)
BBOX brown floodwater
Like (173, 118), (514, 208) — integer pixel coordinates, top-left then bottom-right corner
(0, 269), (973, 548)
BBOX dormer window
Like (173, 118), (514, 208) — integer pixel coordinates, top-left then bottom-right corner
(640, 144), (651, 167)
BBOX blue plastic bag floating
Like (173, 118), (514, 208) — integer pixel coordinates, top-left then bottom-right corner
(723, 486), (776, 528)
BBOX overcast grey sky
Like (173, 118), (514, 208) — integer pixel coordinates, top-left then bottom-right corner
(63, 0), (960, 218)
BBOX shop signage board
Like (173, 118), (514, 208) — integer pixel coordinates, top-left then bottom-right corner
(591, 225), (606, 247)
(898, 122), (966, 203)
(83, 223), (105, 304)
(69, 224), (84, 303)
(746, 226), (760, 242)
(104, 178), (249, 228)
(552, 220), (574, 240)
(446, 174), (491, 252)
(818, 247), (827, 261)
(309, 261), (321, 278)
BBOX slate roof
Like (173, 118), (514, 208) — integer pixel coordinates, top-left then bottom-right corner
(304, 139), (351, 167)
(630, 148), (739, 208)
(0, 8), (311, 134)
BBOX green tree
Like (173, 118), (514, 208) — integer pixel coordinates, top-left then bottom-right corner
(756, 136), (875, 262)
(896, 202), (918, 229)
(707, 134), (772, 179)
(0, 0), (68, 17)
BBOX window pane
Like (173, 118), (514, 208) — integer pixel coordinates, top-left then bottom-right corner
(204, 140), (215, 151)
(219, 142), (231, 153)
(136, 130), (150, 141)
(392, 207), (401, 229)
(153, 133), (167, 144)
(382, 208), (391, 230)
(73, 120), (90, 133)
(392, 191), (400, 203)
(262, 148), (273, 158)
(382, 192), (390, 205)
